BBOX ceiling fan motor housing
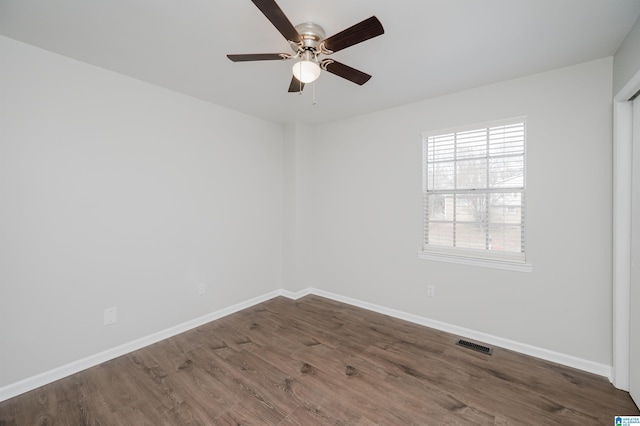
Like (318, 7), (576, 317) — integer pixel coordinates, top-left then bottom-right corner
(294, 22), (326, 52)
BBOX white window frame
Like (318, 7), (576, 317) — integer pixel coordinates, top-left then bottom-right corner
(418, 117), (532, 272)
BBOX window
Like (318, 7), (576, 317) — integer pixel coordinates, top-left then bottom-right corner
(420, 118), (528, 269)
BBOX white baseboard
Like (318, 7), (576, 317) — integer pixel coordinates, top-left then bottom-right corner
(0, 289), (283, 402)
(285, 288), (613, 381)
(280, 288), (312, 300)
(0, 287), (613, 402)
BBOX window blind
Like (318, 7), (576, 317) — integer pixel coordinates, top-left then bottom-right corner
(422, 120), (526, 263)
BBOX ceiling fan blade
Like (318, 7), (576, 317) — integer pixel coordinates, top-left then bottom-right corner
(322, 16), (384, 53)
(323, 61), (372, 85)
(251, 0), (301, 42)
(288, 76), (305, 92)
(227, 53), (289, 62)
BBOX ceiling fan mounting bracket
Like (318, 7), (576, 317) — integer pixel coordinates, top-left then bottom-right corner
(320, 59), (335, 70)
(318, 42), (333, 55)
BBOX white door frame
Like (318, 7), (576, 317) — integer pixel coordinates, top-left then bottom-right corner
(613, 69), (640, 391)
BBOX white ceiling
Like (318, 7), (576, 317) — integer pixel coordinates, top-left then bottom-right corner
(1, 0), (640, 125)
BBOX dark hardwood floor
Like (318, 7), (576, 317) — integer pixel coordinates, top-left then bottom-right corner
(1, 295), (638, 425)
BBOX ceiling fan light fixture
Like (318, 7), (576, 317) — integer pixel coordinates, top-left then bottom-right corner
(292, 60), (321, 83)
(292, 50), (320, 83)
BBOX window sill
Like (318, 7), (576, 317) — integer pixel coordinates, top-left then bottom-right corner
(417, 251), (533, 273)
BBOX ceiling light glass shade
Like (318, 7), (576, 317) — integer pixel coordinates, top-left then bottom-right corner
(292, 60), (321, 83)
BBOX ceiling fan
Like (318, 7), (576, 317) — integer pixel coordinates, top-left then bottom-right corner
(227, 0), (384, 92)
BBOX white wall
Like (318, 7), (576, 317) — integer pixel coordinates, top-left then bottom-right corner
(614, 15), (640, 96)
(0, 36), (284, 388)
(0, 32), (620, 395)
(308, 58), (614, 366)
(612, 11), (640, 397)
(282, 124), (314, 292)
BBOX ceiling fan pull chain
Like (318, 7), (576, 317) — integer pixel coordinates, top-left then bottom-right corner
(299, 62), (303, 94)
(312, 81), (317, 105)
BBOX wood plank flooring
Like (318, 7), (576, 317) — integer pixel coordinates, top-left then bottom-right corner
(1, 295), (638, 425)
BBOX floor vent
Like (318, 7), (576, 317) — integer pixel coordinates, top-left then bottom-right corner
(456, 339), (493, 355)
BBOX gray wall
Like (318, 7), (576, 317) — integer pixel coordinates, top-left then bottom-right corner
(308, 58), (614, 366)
(614, 15), (640, 96)
(0, 36), (284, 387)
(0, 31), (626, 394)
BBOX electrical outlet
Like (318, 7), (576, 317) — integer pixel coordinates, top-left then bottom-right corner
(104, 306), (117, 325)
(198, 283), (206, 295)
(427, 285), (436, 298)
